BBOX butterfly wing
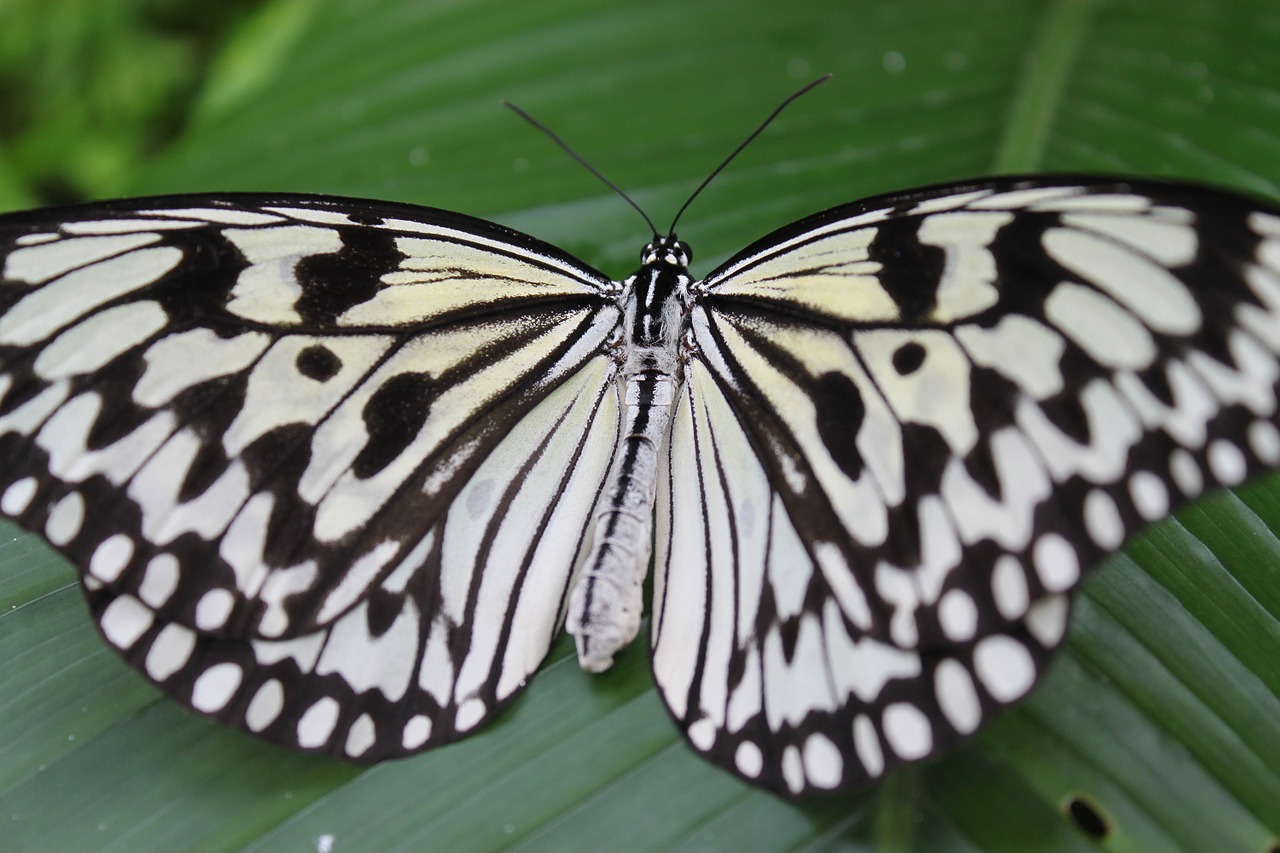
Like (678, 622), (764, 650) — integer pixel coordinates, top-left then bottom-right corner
(0, 195), (622, 756)
(653, 178), (1280, 794)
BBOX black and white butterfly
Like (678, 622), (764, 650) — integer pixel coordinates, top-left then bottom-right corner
(2, 101), (1279, 797)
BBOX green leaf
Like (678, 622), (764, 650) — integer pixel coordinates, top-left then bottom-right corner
(2, 0), (1279, 850)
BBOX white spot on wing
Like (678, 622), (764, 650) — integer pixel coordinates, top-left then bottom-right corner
(735, 742), (763, 778)
(141, 207), (285, 225)
(824, 599), (922, 703)
(1062, 212), (1197, 266)
(1083, 489), (1125, 548)
(34, 301), (168, 380)
(223, 225), (343, 325)
(1, 476), (37, 514)
(191, 662), (243, 713)
(858, 329), (977, 455)
(45, 491), (85, 545)
(297, 697), (340, 747)
(1044, 227), (1201, 335)
(195, 589), (235, 631)
(956, 315), (1065, 399)
(252, 633), (325, 670)
(89, 534), (135, 583)
(814, 543), (873, 629)
(934, 659), (982, 735)
(991, 554), (1029, 620)
(1248, 420), (1280, 465)
(134, 328), (271, 408)
(1044, 281), (1156, 370)
(145, 623), (196, 681)
(3, 232), (160, 284)
(0, 247), (182, 346)
(973, 636), (1036, 703)
(782, 745), (804, 794)
(882, 703), (932, 760)
(99, 595), (153, 650)
(345, 714), (377, 758)
(852, 714), (884, 777)
(916, 210), (1011, 322)
(1207, 439), (1247, 485)
(937, 589), (978, 642)
(455, 698), (486, 732)
(139, 554), (180, 608)
(1128, 471), (1169, 520)
(402, 715), (433, 749)
(803, 733), (844, 789)
(687, 718), (716, 750)
(315, 600), (418, 701)
(1169, 448), (1203, 496)
(62, 218), (203, 234)
(1025, 595), (1070, 647)
(246, 680), (285, 731)
(1032, 533), (1079, 592)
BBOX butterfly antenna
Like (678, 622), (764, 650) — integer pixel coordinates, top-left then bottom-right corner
(504, 100), (660, 237)
(667, 74), (832, 236)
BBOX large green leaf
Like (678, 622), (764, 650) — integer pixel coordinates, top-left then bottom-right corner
(2, 0), (1278, 849)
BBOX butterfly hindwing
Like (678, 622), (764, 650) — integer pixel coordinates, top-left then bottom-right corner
(651, 178), (1280, 795)
(80, 352), (622, 758)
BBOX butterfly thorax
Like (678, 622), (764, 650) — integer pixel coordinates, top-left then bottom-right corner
(625, 234), (692, 347)
(565, 235), (692, 671)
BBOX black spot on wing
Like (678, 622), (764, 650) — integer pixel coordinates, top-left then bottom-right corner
(296, 344), (342, 382)
(868, 217), (945, 320)
(295, 226), (400, 325)
(891, 341), (926, 375)
(812, 371), (865, 480)
(353, 372), (435, 478)
(1135, 359), (1176, 406)
(365, 586), (402, 636)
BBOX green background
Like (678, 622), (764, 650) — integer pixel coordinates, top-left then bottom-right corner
(1, 0), (1278, 850)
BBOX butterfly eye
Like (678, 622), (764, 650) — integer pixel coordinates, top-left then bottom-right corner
(670, 239), (692, 266)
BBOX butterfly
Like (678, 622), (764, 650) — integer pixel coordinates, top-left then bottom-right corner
(1, 87), (1279, 798)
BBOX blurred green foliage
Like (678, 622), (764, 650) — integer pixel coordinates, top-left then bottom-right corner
(0, 0), (259, 203)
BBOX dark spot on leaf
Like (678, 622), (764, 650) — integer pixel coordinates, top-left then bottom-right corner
(813, 371), (865, 479)
(353, 372), (435, 478)
(892, 341), (926, 375)
(296, 344), (342, 382)
(1066, 796), (1109, 839)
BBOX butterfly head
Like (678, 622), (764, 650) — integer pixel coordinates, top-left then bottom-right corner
(641, 235), (692, 269)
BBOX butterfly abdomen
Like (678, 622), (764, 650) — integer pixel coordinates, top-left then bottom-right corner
(566, 238), (692, 671)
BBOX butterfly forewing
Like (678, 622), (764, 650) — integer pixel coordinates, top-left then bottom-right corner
(0, 196), (622, 719)
(653, 178), (1280, 795)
